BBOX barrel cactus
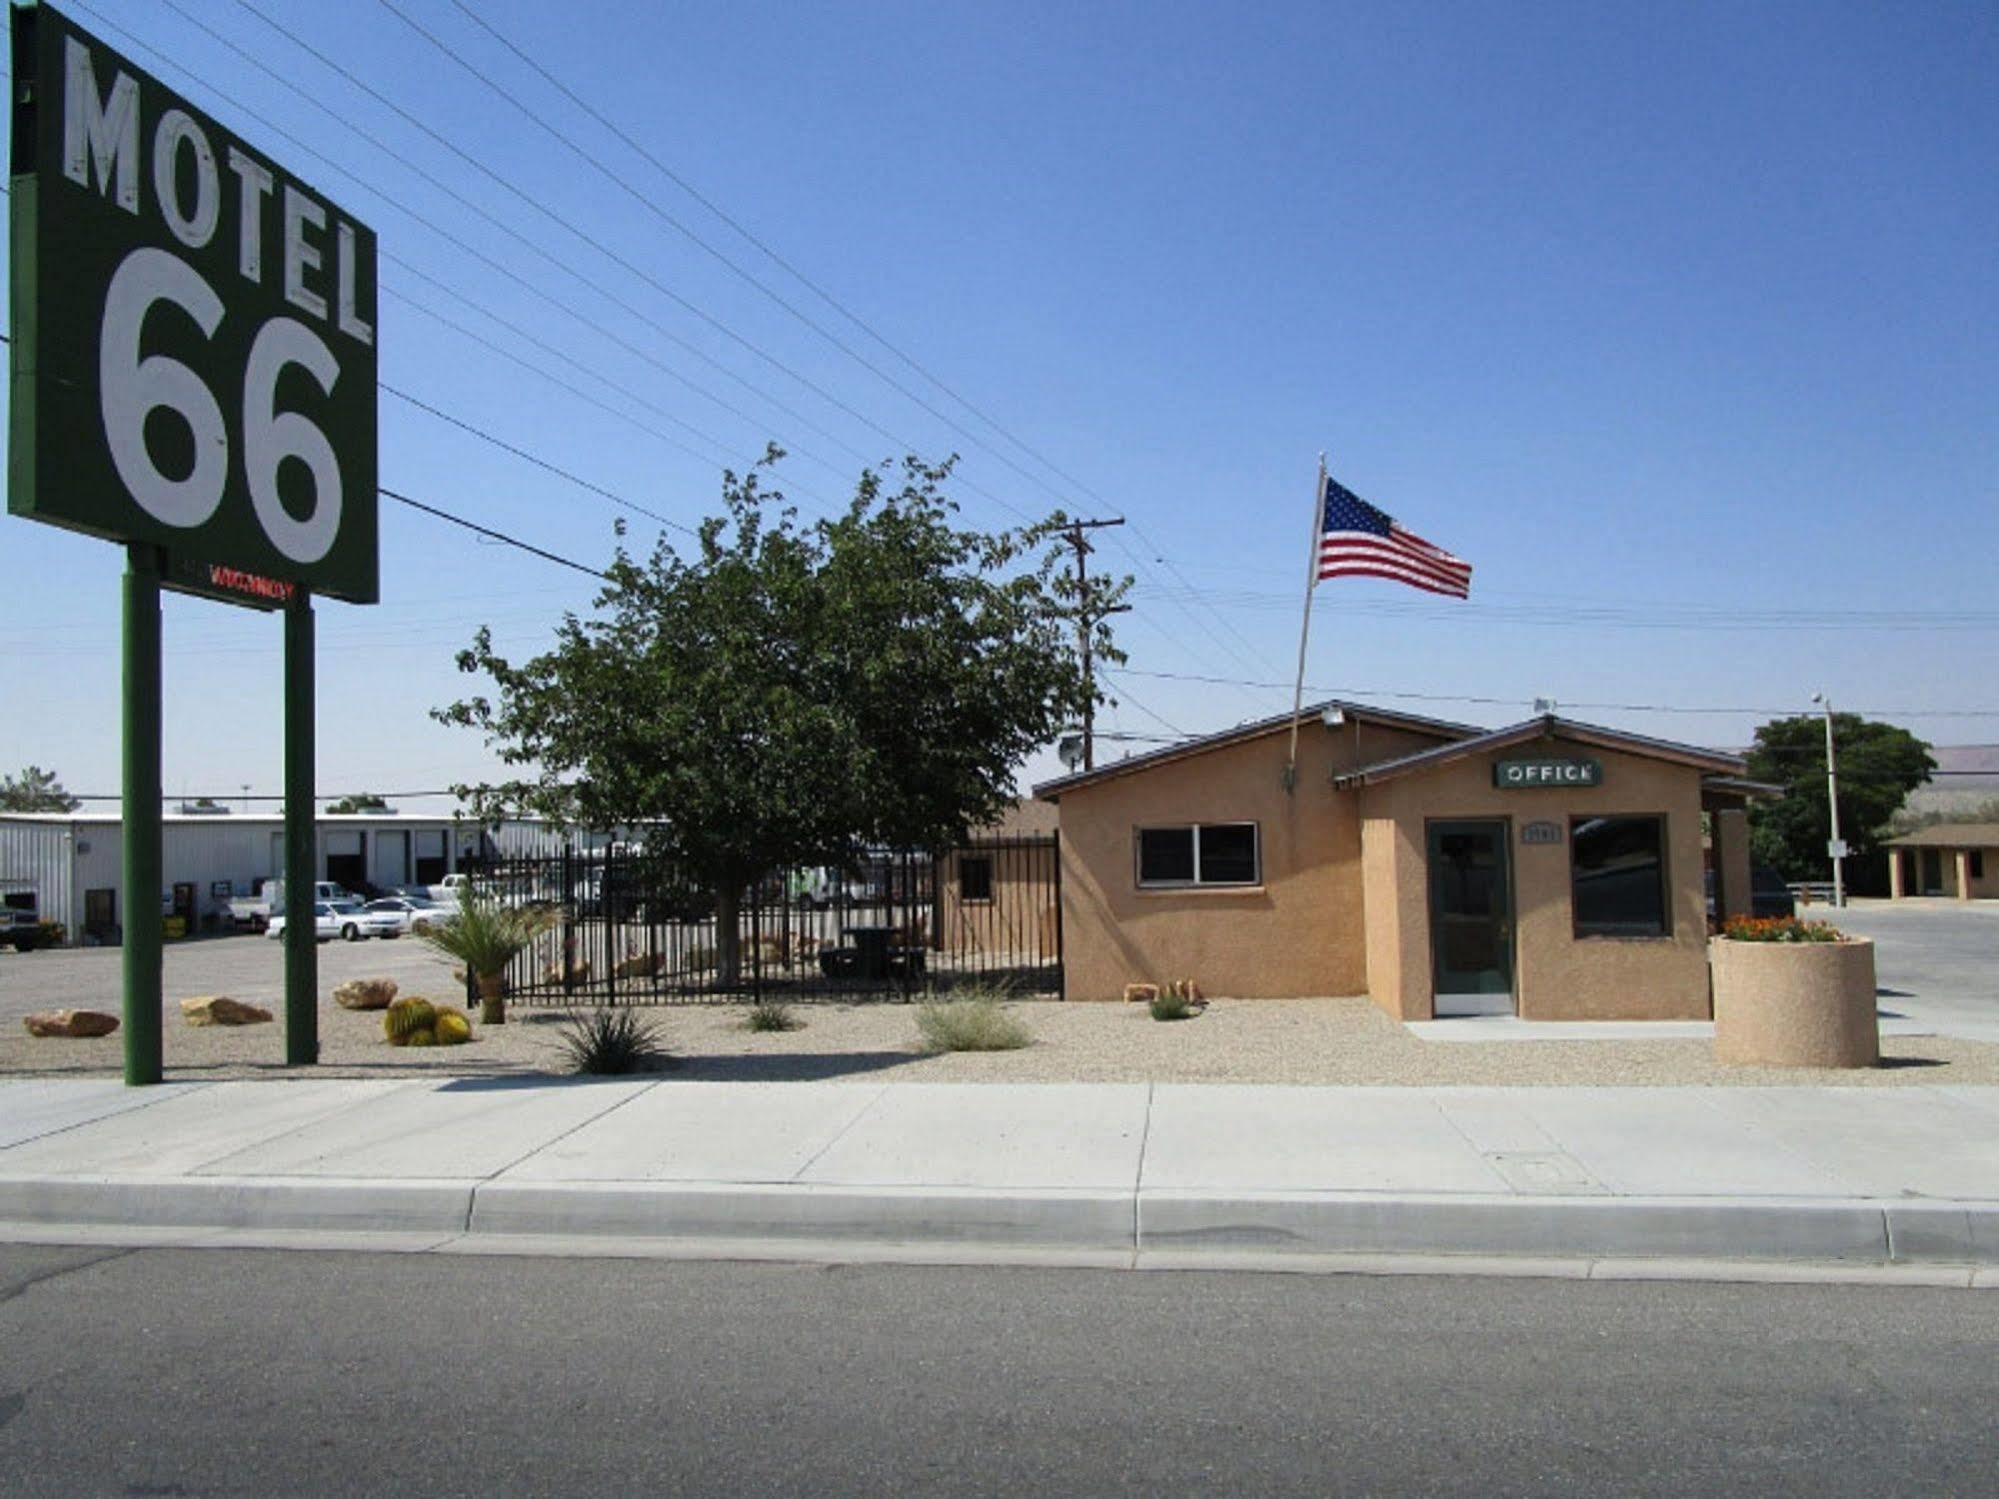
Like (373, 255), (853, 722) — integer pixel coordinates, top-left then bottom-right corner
(433, 1007), (472, 1046)
(383, 997), (437, 1045)
(406, 1027), (438, 1047)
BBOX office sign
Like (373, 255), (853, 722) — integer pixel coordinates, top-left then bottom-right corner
(8, 4), (378, 602)
(1494, 757), (1602, 790)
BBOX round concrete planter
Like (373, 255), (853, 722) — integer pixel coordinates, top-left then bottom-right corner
(1710, 937), (1878, 1068)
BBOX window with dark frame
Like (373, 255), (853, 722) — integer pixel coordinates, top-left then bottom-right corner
(959, 855), (994, 902)
(1137, 823), (1260, 888)
(1570, 816), (1669, 937)
(1972, 851), (1985, 881)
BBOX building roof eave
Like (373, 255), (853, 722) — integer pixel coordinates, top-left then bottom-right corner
(1032, 699), (1482, 801)
(1332, 714), (1749, 789)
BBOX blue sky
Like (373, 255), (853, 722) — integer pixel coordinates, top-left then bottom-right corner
(3, 0), (1994, 810)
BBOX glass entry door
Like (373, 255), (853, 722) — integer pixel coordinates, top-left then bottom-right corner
(1428, 821), (1514, 1016)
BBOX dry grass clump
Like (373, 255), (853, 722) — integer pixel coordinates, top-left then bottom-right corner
(915, 994), (1032, 1053)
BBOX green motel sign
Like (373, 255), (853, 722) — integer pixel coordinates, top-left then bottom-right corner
(8, 2), (378, 602)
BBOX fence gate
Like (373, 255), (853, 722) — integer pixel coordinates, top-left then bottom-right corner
(496, 836), (1062, 1006)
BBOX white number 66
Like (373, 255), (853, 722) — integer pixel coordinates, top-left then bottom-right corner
(100, 246), (343, 563)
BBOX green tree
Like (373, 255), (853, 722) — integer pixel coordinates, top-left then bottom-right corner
(0, 765), (81, 813)
(1745, 715), (1934, 881)
(325, 793), (390, 814)
(436, 452), (1107, 983)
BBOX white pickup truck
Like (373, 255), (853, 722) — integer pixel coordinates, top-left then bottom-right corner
(227, 879), (353, 931)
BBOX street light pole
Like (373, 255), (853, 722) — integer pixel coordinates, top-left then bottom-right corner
(1812, 692), (1844, 908)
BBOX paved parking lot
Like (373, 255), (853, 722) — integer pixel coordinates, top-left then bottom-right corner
(1808, 899), (1999, 1042)
(0, 933), (461, 1028)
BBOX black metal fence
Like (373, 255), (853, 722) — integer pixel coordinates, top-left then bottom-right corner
(491, 836), (1062, 1005)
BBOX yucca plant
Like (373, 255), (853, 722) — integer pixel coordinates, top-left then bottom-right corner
(556, 1007), (671, 1075)
(414, 884), (555, 1025)
(745, 999), (802, 1033)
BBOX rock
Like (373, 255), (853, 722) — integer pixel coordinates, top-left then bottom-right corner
(332, 977), (398, 1011)
(612, 952), (662, 980)
(1124, 983), (1160, 1004)
(23, 1009), (119, 1039)
(181, 995), (273, 1027)
(542, 959), (592, 986)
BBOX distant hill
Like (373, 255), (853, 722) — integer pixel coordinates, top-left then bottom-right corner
(1902, 744), (1999, 824)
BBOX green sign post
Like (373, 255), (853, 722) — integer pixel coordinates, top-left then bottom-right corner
(8, 4), (377, 1083)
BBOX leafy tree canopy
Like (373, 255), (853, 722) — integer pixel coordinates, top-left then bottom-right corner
(1745, 714), (1934, 879)
(325, 793), (391, 814)
(0, 765), (81, 813)
(436, 453), (1114, 972)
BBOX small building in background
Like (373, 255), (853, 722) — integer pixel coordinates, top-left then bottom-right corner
(1884, 824), (1997, 900)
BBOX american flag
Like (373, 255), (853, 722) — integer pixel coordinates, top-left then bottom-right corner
(1317, 476), (1471, 598)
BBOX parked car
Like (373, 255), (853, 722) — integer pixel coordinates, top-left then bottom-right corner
(267, 899), (383, 943)
(361, 895), (451, 937)
(234, 880), (355, 930)
(1704, 866), (1798, 921)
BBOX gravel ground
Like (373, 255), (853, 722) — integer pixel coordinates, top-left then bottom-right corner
(4, 994), (1994, 1086)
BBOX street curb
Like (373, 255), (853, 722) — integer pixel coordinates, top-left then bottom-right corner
(1141, 1191), (1898, 1264)
(467, 1181), (1137, 1252)
(0, 1174), (473, 1236)
(2, 1174), (1996, 1270)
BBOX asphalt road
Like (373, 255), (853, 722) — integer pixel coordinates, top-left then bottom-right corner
(1, 1245), (1993, 1496)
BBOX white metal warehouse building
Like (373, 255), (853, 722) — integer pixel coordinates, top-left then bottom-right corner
(0, 811), (574, 946)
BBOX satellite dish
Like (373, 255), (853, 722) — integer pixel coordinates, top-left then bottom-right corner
(1057, 733), (1085, 771)
(1320, 705), (1347, 728)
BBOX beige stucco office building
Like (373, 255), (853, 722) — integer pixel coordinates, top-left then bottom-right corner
(1036, 703), (1766, 1021)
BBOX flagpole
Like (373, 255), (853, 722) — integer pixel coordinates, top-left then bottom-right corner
(1284, 452), (1328, 791)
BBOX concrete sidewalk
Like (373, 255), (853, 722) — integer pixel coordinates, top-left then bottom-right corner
(2, 1077), (1996, 1280)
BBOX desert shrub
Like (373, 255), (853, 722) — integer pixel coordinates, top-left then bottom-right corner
(745, 1000), (802, 1033)
(1150, 988), (1195, 1021)
(557, 1007), (671, 1075)
(915, 995), (1031, 1053)
(1722, 916), (1844, 943)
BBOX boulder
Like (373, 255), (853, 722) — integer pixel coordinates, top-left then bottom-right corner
(23, 1009), (120, 1039)
(1123, 983), (1160, 1004)
(181, 995), (274, 1027)
(612, 951), (662, 980)
(332, 977), (398, 1011)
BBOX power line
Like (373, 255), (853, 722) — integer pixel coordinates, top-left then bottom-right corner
(125, 0), (881, 478)
(229, 0), (1002, 494)
(381, 384), (699, 538)
(95, 0), (1255, 691)
(381, 0), (1089, 508)
(214, 0), (1262, 682)
(1125, 583), (1999, 633)
(434, 0), (1101, 500)
(1106, 666), (1999, 719)
(382, 487), (607, 579)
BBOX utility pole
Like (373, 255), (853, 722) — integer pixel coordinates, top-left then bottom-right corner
(1057, 518), (1130, 771)
(1811, 691), (1845, 907)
